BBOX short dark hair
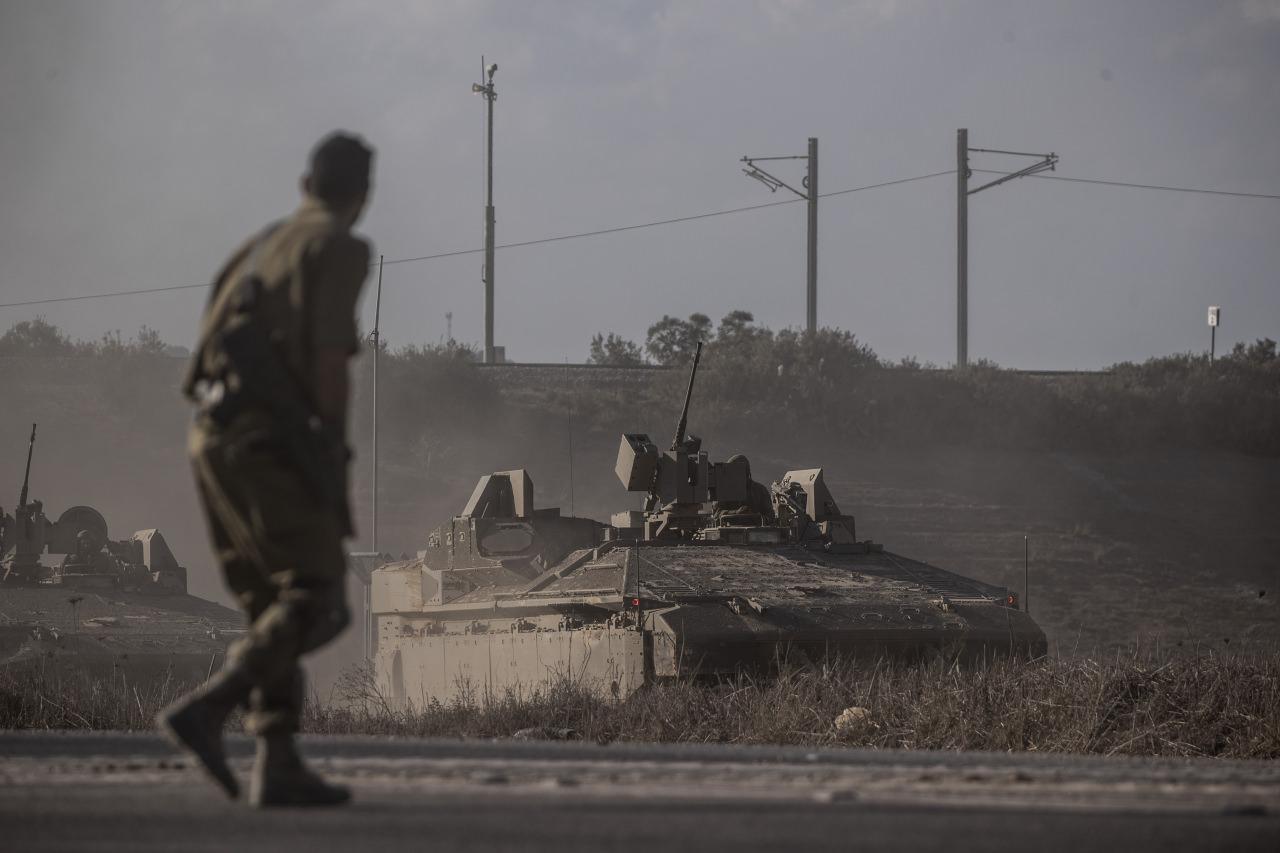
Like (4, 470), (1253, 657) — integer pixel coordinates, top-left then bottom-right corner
(307, 131), (374, 206)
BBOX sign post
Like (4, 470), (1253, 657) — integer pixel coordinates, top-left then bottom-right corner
(1207, 306), (1220, 362)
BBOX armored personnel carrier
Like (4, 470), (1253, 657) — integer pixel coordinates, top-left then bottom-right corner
(370, 346), (1046, 705)
(1, 425), (241, 680)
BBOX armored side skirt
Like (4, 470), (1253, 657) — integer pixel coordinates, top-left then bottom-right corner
(377, 628), (645, 706)
(650, 602), (1047, 678)
(375, 603), (1045, 707)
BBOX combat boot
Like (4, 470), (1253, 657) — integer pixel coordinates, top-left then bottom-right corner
(248, 734), (350, 808)
(157, 665), (253, 799)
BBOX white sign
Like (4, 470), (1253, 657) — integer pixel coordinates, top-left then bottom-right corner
(1207, 306), (1220, 327)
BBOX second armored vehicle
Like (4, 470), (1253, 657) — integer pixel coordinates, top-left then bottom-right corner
(1, 425), (241, 680)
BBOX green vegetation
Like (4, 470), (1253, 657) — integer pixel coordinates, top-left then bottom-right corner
(0, 316), (175, 357)
(4, 651), (1276, 759)
(587, 333), (646, 366)
(5, 315), (1277, 457)
(592, 310), (1280, 455)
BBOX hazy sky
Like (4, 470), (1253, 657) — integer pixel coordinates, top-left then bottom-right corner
(1, 0), (1278, 369)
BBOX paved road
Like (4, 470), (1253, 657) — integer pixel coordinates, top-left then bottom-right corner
(1, 732), (1277, 852)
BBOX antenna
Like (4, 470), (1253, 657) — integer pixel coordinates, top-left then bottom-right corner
(1024, 534), (1030, 617)
(371, 256), (383, 556)
(670, 341), (704, 451)
(366, 256), (384, 664)
(565, 359), (575, 517)
(633, 536), (643, 632)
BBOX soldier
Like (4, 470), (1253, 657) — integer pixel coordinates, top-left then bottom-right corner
(59, 529), (97, 573)
(159, 132), (374, 808)
(726, 454), (776, 522)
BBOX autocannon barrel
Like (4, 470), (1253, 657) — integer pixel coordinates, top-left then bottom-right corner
(670, 342), (703, 451)
(17, 423), (36, 510)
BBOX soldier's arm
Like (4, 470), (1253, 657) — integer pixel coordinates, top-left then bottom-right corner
(314, 348), (349, 427)
(308, 233), (372, 437)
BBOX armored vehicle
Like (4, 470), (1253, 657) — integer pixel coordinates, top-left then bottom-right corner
(1, 425), (241, 680)
(370, 346), (1046, 705)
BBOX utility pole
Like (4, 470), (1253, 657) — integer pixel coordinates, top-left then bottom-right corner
(957, 129), (969, 369)
(806, 137), (818, 334)
(473, 59), (498, 363)
(741, 137), (819, 334)
(955, 129), (1058, 368)
(1208, 305), (1220, 361)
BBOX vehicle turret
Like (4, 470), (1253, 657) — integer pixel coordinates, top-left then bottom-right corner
(1, 425), (189, 593)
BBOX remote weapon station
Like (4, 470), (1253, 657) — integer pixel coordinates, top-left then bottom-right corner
(370, 346), (1046, 704)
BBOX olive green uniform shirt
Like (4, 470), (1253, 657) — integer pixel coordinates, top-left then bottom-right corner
(186, 198), (371, 428)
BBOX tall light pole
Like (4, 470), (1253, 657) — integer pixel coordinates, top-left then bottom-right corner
(473, 59), (498, 363)
(956, 129), (1058, 367)
(741, 137), (819, 334)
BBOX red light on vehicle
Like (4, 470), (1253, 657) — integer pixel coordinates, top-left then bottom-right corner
(631, 597), (641, 607)
(1006, 594), (1016, 606)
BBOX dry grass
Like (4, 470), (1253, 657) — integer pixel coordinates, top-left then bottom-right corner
(314, 653), (1280, 759)
(0, 665), (196, 731)
(5, 652), (1275, 760)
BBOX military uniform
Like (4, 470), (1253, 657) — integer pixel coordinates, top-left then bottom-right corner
(185, 197), (370, 736)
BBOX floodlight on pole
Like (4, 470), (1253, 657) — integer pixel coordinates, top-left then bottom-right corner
(740, 138), (819, 334)
(474, 58), (499, 363)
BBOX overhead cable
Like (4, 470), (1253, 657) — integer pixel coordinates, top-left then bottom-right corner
(3, 167), (1276, 310)
(0, 169), (955, 309)
(970, 169), (1280, 200)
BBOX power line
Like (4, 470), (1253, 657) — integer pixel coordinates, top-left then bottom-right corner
(971, 169), (1280, 200)
(822, 169), (957, 197)
(3, 166), (1276, 311)
(0, 170), (954, 309)
(0, 282), (211, 309)
(381, 194), (800, 267)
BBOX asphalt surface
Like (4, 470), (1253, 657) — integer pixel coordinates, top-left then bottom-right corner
(1, 731), (1277, 852)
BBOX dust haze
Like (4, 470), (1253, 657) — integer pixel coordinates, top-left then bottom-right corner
(1, 340), (1276, 695)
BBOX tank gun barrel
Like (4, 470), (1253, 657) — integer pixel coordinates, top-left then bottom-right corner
(17, 423), (36, 510)
(670, 342), (703, 451)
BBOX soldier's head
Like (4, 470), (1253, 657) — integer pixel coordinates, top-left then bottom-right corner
(302, 131), (375, 226)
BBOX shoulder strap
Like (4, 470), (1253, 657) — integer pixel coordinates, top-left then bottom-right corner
(229, 220), (285, 312)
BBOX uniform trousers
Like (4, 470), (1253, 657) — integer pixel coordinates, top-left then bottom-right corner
(189, 419), (349, 735)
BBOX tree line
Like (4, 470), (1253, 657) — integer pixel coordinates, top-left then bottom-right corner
(5, 316), (1278, 456)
